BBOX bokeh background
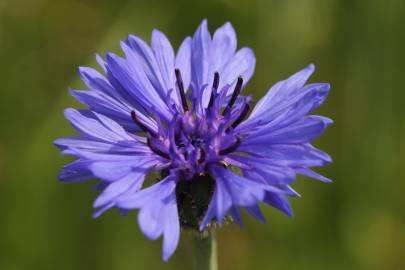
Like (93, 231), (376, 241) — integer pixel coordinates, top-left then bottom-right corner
(1, 0), (404, 269)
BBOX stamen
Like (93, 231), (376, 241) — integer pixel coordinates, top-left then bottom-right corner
(175, 69), (189, 112)
(147, 138), (170, 159)
(208, 72), (220, 108)
(131, 111), (157, 137)
(222, 76), (243, 115)
(219, 137), (241, 155)
(198, 147), (206, 163)
(230, 102), (250, 129)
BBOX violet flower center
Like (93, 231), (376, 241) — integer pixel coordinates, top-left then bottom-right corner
(131, 69), (250, 179)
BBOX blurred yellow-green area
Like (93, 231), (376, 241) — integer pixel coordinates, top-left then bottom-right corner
(1, 0), (404, 269)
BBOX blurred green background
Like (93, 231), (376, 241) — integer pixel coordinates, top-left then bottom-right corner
(1, 0), (404, 269)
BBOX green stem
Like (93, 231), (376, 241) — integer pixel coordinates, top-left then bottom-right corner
(192, 230), (218, 270)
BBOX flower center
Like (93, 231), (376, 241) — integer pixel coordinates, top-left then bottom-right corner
(130, 70), (251, 178)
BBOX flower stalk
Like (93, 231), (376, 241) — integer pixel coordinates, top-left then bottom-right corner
(192, 230), (217, 270)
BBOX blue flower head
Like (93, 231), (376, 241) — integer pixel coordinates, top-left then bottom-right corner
(55, 19), (332, 261)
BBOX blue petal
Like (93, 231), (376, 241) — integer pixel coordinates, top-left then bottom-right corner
(228, 206), (244, 227)
(200, 165), (267, 230)
(228, 155), (296, 185)
(249, 64), (315, 120)
(58, 159), (93, 182)
(94, 171), (146, 208)
(78, 66), (113, 94)
(95, 54), (107, 72)
(209, 22), (237, 74)
(241, 83), (330, 135)
(105, 52), (172, 121)
(78, 66), (137, 110)
(244, 116), (332, 145)
(67, 147), (159, 162)
(138, 200), (164, 240)
(55, 136), (149, 154)
(242, 168), (296, 196)
(90, 161), (135, 182)
(54, 137), (112, 152)
(219, 47), (255, 92)
(200, 174), (232, 230)
(238, 143), (332, 167)
(191, 19), (211, 93)
(264, 193), (293, 216)
(175, 37), (192, 91)
(244, 205), (266, 223)
(116, 174), (177, 209)
(125, 34), (167, 98)
(295, 168), (332, 183)
(114, 174), (180, 260)
(92, 202), (115, 218)
(69, 90), (147, 132)
(218, 168), (265, 206)
(151, 29), (177, 103)
(64, 109), (134, 143)
(162, 193), (180, 261)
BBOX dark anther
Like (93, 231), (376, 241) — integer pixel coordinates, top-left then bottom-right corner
(222, 76), (243, 115)
(131, 111), (157, 138)
(208, 72), (220, 108)
(230, 102), (250, 129)
(147, 138), (170, 159)
(219, 137), (241, 155)
(198, 147), (206, 163)
(175, 69), (189, 112)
